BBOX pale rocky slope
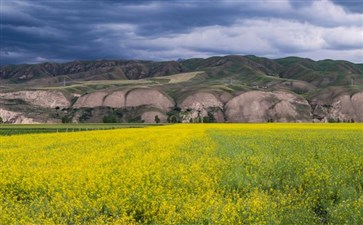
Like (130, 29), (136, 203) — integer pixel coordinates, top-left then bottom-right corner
(312, 92), (363, 122)
(0, 108), (38, 124)
(0, 89), (362, 123)
(0, 90), (71, 108)
(225, 91), (312, 122)
(179, 92), (230, 122)
(73, 88), (174, 112)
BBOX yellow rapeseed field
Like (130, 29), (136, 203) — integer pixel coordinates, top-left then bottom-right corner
(0, 124), (362, 224)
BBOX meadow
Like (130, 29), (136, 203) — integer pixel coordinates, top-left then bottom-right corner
(0, 124), (362, 224)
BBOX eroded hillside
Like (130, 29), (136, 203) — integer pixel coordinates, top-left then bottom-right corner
(1, 55), (362, 123)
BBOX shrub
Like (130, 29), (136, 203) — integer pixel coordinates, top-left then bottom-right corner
(154, 115), (160, 124)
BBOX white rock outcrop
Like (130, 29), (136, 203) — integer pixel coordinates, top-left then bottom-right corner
(0, 108), (38, 124)
(103, 90), (127, 108)
(225, 91), (312, 122)
(125, 88), (174, 112)
(0, 91), (71, 108)
(179, 92), (227, 122)
(73, 88), (174, 112)
(330, 92), (363, 122)
(73, 91), (108, 108)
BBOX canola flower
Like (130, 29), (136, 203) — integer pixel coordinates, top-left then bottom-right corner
(0, 123), (362, 224)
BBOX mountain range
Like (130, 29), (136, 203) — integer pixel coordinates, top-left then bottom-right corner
(0, 55), (362, 123)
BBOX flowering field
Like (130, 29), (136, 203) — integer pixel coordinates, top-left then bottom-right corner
(1, 124), (362, 224)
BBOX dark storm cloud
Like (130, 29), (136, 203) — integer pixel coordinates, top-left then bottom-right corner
(1, 0), (362, 65)
(331, 0), (363, 13)
(292, 0), (363, 13)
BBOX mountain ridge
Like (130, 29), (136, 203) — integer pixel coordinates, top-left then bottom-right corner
(2, 55), (362, 83)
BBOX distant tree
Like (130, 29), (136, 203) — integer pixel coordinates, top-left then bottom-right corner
(154, 115), (160, 124)
(166, 108), (181, 123)
(0, 117), (3, 123)
(169, 115), (178, 123)
(61, 115), (72, 123)
(103, 114), (117, 123)
(207, 112), (216, 123)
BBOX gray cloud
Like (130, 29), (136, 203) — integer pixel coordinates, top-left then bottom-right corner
(0, 0), (362, 65)
(331, 0), (363, 13)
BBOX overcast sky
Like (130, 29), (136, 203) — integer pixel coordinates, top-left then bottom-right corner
(1, 0), (362, 65)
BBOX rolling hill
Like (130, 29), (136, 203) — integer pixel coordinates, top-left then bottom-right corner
(0, 55), (362, 123)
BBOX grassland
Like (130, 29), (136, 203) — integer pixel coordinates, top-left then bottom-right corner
(151, 72), (203, 83)
(1, 124), (362, 224)
(31, 72), (204, 93)
(0, 123), (160, 136)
